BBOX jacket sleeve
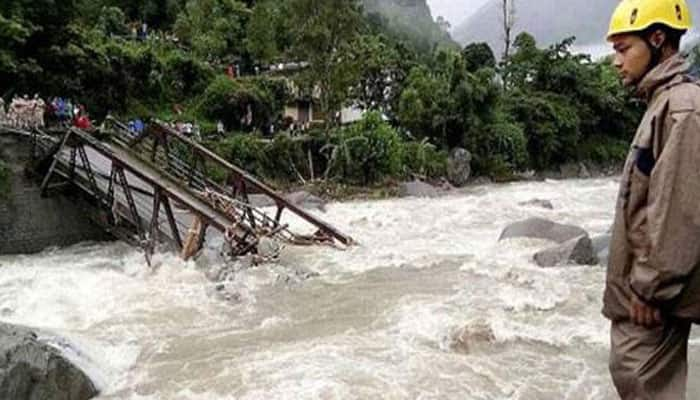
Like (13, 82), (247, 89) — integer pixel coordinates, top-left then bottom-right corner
(629, 110), (700, 305)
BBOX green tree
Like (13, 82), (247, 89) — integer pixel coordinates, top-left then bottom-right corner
(87, 0), (186, 30)
(398, 49), (500, 148)
(287, 0), (364, 127)
(174, 0), (250, 62)
(462, 42), (496, 73)
(501, 32), (641, 167)
(198, 75), (289, 131)
(246, 0), (290, 64)
(0, 0), (78, 93)
(97, 6), (129, 36)
(347, 34), (414, 117)
(0, 13), (32, 81)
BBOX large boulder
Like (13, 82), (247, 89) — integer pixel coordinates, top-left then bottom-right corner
(399, 181), (439, 198)
(285, 191), (326, 212)
(499, 217), (588, 243)
(533, 235), (598, 267)
(0, 323), (98, 400)
(447, 148), (472, 187)
(247, 191), (326, 211)
(559, 162), (591, 179)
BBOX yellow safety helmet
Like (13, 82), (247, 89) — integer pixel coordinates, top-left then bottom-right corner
(607, 0), (693, 40)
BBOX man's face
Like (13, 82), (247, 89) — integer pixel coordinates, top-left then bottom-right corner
(611, 34), (651, 87)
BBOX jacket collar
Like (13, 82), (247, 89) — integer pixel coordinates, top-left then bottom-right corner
(635, 54), (690, 102)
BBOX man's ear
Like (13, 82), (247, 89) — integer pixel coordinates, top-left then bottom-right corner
(648, 29), (667, 49)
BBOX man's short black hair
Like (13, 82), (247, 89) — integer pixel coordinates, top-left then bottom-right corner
(642, 23), (685, 50)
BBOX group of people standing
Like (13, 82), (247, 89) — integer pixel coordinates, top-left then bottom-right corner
(0, 95), (93, 130)
(0, 95), (46, 129)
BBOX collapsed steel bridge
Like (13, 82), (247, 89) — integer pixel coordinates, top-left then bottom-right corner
(2, 119), (353, 264)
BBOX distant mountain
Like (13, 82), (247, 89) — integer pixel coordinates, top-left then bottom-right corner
(454, 0), (700, 56)
(363, 0), (456, 53)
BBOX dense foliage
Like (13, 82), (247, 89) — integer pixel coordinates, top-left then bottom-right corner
(1, 0), (645, 186)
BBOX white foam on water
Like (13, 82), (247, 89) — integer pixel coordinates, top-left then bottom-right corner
(0, 177), (677, 399)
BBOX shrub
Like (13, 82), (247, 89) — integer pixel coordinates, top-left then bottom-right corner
(261, 134), (309, 182)
(579, 136), (629, 164)
(402, 139), (448, 178)
(467, 117), (528, 176)
(504, 91), (580, 169)
(211, 134), (266, 176)
(324, 112), (404, 184)
(161, 51), (215, 101)
(97, 6), (130, 36)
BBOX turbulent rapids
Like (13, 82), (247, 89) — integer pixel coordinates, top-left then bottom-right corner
(1, 177), (699, 400)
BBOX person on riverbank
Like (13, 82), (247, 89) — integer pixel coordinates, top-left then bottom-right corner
(602, 1), (700, 399)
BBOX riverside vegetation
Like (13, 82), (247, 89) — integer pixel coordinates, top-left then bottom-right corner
(3, 0), (699, 195)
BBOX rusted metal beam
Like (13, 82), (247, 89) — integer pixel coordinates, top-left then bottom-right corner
(151, 120), (353, 245)
(77, 144), (102, 205)
(116, 165), (151, 265)
(40, 130), (72, 196)
(161, 196), (182, 250)
(116, 167), (143, 235)
(148, 189), (162, 257)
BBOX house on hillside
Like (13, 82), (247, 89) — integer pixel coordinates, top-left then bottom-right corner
(266, 62), (366, 127)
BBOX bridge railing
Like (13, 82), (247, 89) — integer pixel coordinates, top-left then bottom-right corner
(104, 117), (353, 247)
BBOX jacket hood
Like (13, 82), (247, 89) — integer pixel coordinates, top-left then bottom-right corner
(635, 54), (690, 101)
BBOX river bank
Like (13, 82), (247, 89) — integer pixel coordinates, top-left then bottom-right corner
(276, 160), (623, 203)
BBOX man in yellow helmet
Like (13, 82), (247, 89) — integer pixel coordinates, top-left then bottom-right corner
(602, 0), (700, 398)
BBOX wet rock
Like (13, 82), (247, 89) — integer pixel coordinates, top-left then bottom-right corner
(194, 247), (226, 270)
(285, 191), (326, 212)
(591, 234), (611, 266)
(438, 177), (455, 191)
(448, 321), (496, 354)
(447, 147), (472, 187)
(560, 162), (591, 179)
(499, 217), (588, 244)
(515, 170), (537, 181)
(470, 176), (493, 186)
(399, 180), (439, 198)
(0, 323), (98, 400)
(579, 163), (592, 178)
(517, 199), (554, 210)
(275, 266), (320, 286)
(257, 237), (282, 260)
(533, 235), (598, 267)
